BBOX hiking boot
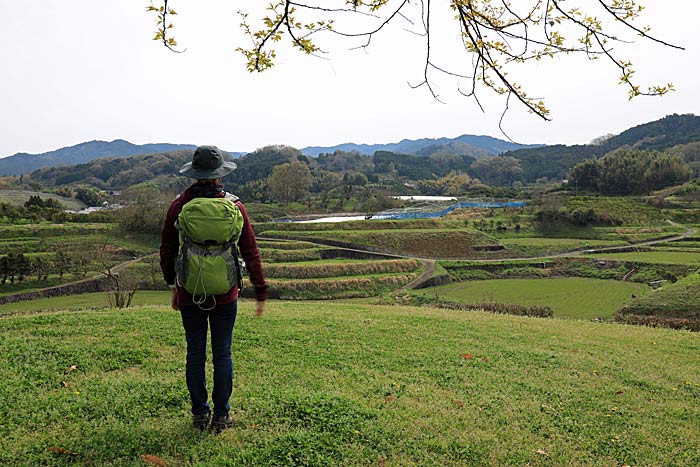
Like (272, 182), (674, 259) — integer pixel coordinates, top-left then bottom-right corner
(210, 414), (233, 434)
(192, 412), (211, 431)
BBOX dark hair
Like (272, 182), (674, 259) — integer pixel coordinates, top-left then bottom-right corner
(190, 180), (224, 198)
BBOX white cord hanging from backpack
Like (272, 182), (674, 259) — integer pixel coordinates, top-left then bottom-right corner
(192, 254), (217, 311)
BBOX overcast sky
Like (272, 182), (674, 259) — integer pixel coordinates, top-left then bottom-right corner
(1, 1), (698, 157)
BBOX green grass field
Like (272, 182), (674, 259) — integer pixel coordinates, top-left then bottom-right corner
(1, 301), (698, 466)
(0, 189), (87, 210)
(0, 291), (170, 315)
(500, 238), (628, 256)
(586, 250), (700, 265)
(414, 278), (650, 320)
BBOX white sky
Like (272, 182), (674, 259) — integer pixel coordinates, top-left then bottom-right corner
(0, 1), (698, 156)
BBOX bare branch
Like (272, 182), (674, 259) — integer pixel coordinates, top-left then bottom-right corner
(596, 0), (684, 50)
(151, 1), (684, 121)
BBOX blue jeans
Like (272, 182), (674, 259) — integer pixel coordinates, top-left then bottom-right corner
(180, 301), (238, 417)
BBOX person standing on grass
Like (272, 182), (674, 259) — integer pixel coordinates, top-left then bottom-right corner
(159, 145), (267, 433)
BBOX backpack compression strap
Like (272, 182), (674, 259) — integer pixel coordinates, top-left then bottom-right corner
(224, 192), (244, 291)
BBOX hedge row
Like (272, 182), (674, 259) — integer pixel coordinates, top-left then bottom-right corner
(260, 249), (324, 262)
(265, 273), (417, 299)
(613, 314), (700, 332)
(257, 240), (318, 250)
(432, 301), (553, 318)
(264, 259), (419, 279)
(392, 293), (553, 318)
(441, 258), (692, 284)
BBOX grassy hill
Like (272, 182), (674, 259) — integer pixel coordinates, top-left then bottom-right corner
(1, 301), (698, 466)
(616, 272), (700, 329)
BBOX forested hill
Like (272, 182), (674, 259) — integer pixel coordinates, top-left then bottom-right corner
(504, 114), (700, 182)
(0, 140), (198, 176)
(10, 114), (700, 190)
(301, 134), (543, 158)
(2, 134), (535, 177)
(26, 146), (478, 192)
(600, 113), (700, 152)
(26, 150), (193, 190)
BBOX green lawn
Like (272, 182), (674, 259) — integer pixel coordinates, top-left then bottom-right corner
(414, 278), (649, 320)
(0, 301), (698, 466)
(0, 291), (170, 315)
(586, 250), (700, 265)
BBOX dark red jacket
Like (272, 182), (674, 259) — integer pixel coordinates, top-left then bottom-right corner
(159, 182), (267, 306)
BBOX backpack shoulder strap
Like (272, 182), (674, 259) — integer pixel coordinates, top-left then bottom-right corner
(224, 192), (240, 203)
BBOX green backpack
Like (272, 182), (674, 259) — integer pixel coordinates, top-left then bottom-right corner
(175, 193), (245, 305)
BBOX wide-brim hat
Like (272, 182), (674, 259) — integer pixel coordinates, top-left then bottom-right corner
(179, 145), (237, 179)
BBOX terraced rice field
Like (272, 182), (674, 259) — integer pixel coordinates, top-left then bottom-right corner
(500, 238), (628, 256)
(256, 239), (421, 299)
(585, 249), (700, 265)
(414, 278), (650, 320)
(261, 229), (498, 258)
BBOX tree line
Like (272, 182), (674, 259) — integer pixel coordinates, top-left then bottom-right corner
(568, 149), (690, 195)
(0, 251), (90, 286)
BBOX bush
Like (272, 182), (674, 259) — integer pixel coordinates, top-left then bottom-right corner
(613, 314), (700, 332)
(115, 188), (172, 234)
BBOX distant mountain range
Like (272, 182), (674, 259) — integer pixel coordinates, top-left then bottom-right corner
(3, 114), (699, 180)
(0, 134), (540, 177)
(301, 134), (542, 157)
(0, 140), (198, 176)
